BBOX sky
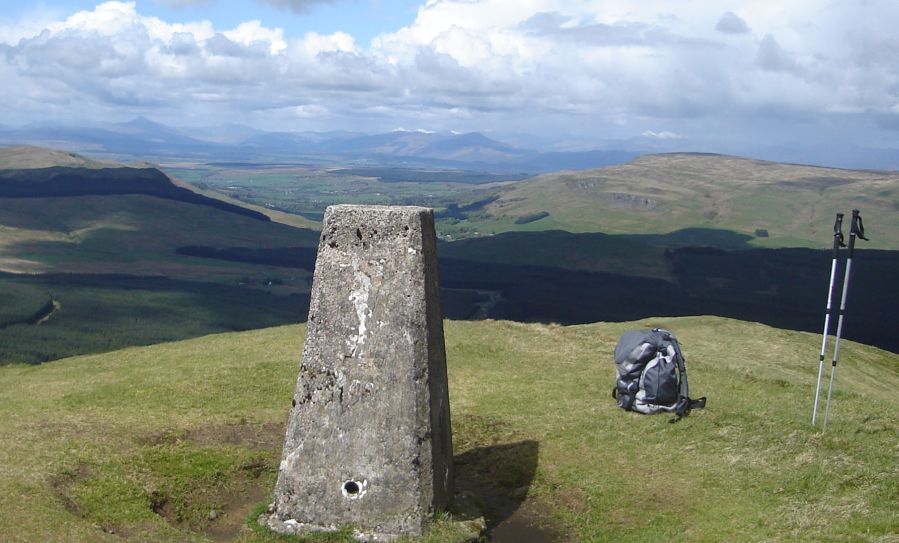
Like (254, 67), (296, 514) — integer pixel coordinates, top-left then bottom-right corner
(1, 0), (898, 162)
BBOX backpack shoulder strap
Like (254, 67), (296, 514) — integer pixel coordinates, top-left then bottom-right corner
(657, 329), (706, 419)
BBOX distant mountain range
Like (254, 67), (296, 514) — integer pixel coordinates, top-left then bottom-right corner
(2, 117), (899, 170)
(0, 118), (638, 172)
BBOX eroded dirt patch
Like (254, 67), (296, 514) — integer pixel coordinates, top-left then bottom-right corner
(142, 423), (281, 538)
(137, 421), (284, 449)
(50, 464), (91, 519)
(52, 421), (283, 541)
(188, 421), (284, 449)
(204, 483), (270, 542)
(51, 464), (139, 538)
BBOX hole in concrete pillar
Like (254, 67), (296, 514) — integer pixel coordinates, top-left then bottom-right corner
(342, 480), (363, 499)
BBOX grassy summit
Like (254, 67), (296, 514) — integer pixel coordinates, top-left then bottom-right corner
(0, 317), (895, 542)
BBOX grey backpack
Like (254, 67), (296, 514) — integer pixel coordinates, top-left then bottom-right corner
(613, 328), (706, 418)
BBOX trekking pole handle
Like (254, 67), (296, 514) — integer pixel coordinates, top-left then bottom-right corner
(832, 212), (845, 256)
(850, 209), (869, 241)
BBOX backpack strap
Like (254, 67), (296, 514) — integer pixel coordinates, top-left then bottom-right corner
(612, 383), (636, 410)
(658, 329), (706, 419)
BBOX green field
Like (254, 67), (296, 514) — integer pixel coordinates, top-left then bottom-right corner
(160, 164), (502, 226)
(1, 317), (895, 542)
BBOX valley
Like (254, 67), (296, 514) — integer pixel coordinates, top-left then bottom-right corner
(159, 152), (899, 249)
(1, 146), (898, 366)
(161, 162), (514, 226)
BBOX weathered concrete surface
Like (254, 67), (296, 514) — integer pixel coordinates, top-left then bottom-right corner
(266, 204), (454, 539)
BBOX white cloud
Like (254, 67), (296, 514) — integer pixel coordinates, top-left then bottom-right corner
(44, 1), (141, 37)
(289, 104), (330, 118)
(224, 20), (287, 55)
(642, 130), (682, 139)
(0, 0), (897, 151)
(294, 31), (357, 57)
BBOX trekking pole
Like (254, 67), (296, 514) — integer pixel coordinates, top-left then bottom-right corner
(812, 212), (844, 426)
(823, 209), (868, 430)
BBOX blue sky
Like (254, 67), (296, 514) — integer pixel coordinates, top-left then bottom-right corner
(2, 0), (422, 46)
(1, 1), (898, 167)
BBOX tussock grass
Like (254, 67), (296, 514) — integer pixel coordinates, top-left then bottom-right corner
(0, 317), (896, 542)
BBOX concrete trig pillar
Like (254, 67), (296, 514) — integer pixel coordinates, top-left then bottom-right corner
(265, 205), (454, 540)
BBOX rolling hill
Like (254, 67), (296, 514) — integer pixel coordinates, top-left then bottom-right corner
(0, 147), (324, 363)
(444, 153), (899, 249)
(0, 146), (123, 170)
(2, 145), (898, 364)
(0, 147), (317, 278)
(0, 317), (895, 542)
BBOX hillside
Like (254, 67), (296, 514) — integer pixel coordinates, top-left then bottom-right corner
(0, 148), (324, 364)
(0, 192), (315, 278)
(0, 317), (895, 542)
(0, 192), (317, 363)
(0, 146), (125, 170)
(0, 146), (318, 229)
(443, 153), (899, 249)
(2, 146), (897, 365)
(440, 230), (672, 279)
(0, 146), (319, 281)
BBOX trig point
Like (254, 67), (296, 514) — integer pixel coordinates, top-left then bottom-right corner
(264, 205), (454, 540)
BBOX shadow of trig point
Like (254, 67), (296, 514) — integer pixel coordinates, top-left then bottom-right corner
(263, 205), (454, 541)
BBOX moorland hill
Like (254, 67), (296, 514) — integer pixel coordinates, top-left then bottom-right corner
(448, 153), (899, 249)
(0, 146), (123, 170)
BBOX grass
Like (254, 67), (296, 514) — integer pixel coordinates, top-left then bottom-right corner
(0, 317), (896, 542)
